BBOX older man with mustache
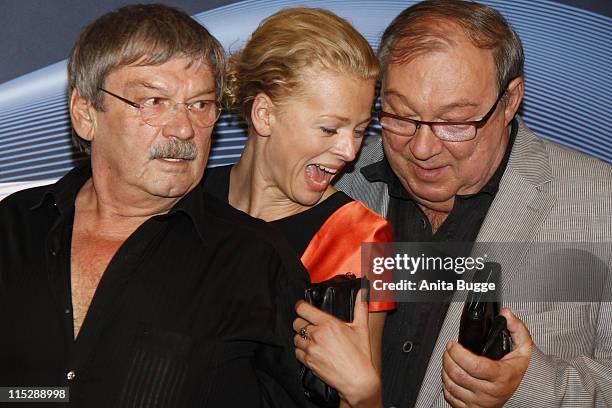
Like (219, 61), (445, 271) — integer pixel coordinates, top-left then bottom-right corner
(0, 5), (309, 407)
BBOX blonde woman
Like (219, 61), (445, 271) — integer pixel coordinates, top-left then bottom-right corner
(204, 8), (390, 407)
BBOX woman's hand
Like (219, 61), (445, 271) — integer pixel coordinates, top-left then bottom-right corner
(293, 290), (383, 408)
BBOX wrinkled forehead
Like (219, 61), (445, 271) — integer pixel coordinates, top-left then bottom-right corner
(382, 39), (497, 104)
(383, 21), (497, 88)
(105, 57), (216, 94)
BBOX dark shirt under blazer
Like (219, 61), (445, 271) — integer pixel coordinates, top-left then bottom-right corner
(336, 116), (612, 407)
(355, 123), (514, 408)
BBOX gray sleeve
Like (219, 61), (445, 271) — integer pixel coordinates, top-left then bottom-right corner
(509, 259), (612, 408)
(335, 135), (390, 217)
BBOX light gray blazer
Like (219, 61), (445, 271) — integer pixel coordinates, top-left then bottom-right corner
(336, 117), (612, 407)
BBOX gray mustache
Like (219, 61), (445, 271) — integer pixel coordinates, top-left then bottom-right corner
(149, 139), (198, 160)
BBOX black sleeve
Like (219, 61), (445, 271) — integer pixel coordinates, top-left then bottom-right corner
(256, 245), (310, 408)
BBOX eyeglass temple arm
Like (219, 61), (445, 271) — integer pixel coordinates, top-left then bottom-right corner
(475, 88), (508, 128)
(98, 88), (141, 109)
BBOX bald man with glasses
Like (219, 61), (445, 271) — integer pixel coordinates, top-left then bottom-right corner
(334, 1), (612, 407)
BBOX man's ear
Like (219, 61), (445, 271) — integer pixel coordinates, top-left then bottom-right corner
(70, 90), (97, 142)
(503, 76), (524, 126)
(250, 93), (274, 137)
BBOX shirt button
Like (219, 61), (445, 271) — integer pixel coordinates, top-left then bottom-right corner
(66, 371), (76, 380)
(64, 308), (71, 315)
(420, 218), (427, 229)
(402, 340), (413, 353)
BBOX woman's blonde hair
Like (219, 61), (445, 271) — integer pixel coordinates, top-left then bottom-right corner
(225, 7), (379, 126)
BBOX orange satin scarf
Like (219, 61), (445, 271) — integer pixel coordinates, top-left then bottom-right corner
(301, 200), (395, 311)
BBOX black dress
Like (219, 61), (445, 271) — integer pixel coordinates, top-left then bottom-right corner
(203, 164), (354, 256)
(203, 165), (395, 313)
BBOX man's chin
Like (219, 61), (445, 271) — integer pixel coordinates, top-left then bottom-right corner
(407, 183), (457, 212)
(147, 178), (197, 199)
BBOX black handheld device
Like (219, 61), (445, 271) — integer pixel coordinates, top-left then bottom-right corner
(458, 263), (512, 360)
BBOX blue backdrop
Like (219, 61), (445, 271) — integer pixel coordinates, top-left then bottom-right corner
(0, 0), (610, 198)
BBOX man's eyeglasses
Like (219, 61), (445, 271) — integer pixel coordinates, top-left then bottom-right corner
(98, 88), (221, 128)
(377, 90), (506, 142)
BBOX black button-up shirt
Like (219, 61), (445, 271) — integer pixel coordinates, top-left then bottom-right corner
(361, 120), (517, 408)
(0, 164), (309, 407)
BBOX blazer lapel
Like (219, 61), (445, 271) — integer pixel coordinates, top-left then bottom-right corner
(414, 117), (556, 407)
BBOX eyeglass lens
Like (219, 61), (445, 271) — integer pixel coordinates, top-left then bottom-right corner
(379, 117), (476, 142)
(140, 100), (220, 128)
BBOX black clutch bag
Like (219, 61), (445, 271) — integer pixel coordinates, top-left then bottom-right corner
(458, 263), (512, 360)
(300, 273), (362, 407)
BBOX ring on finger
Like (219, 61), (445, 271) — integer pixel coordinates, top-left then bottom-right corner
(299, 323), (312, 340)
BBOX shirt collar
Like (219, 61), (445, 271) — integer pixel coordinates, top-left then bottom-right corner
(361, 156), (412, 200)
(30, 160), (208, 242)
(166, 182), (208, 242)
(30, 161), (92, 215)
(361, 118), (518, 200)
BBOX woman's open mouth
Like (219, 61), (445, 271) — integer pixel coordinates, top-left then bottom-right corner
(304, 163), (339, 190)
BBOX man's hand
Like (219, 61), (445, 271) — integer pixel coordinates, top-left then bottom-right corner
(442, 308), (534, 408)
(293, 289), (383, 408)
